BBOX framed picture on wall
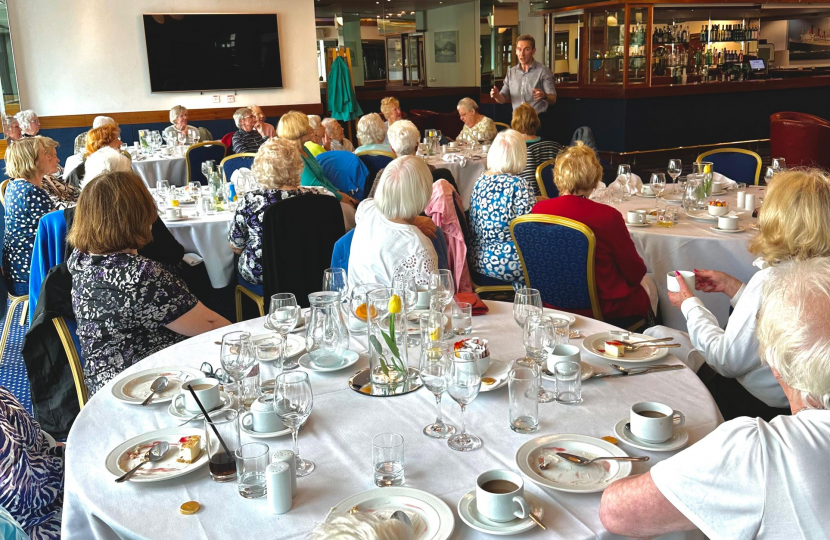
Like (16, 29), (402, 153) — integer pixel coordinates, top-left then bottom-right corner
(434, 30), (458, 63)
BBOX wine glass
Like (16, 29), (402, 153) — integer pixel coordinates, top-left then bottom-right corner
(668, 159), (682, 192)
(419, 340), (456, 439)
(771, 157), (786, 172)
(219, 331), (256, 411)
(650, 173), (666, 209)
(617, 164), (632, 201)
(428, 269), (455, 316)
(393, 273), (419, 346)
(513, 288), (542, 330)
(266, 293), (301, 370)
(447, 352), (482, 452)
(322, 268), (348, 299)
(523, 314), (555, 403)
(274, 371), (315, 476)
(156, 179), (170, 208)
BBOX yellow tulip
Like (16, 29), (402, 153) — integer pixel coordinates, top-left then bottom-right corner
(388, 294), (402, 315)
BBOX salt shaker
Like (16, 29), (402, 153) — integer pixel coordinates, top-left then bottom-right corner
(736, 190), (746, 208)
(266, 462), (292, 515)
(745, 193), (755, 212)
(272, 449), (297, 497)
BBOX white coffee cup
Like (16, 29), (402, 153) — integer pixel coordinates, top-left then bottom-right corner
(641, 185), (654, 196)
(630, 402), (685, 443)
(175, 378), (220, 413)
(165, 207), (182, 219)
(475, 469), (531, 523)
(547, 344), (580, 373)
(415, 286), (430, 309)
(242, 395), (284, 433)
(627, 210), (648, 224)
(667, 270), (695, 292)
(448, 141), (457, 148)
(717, 215), (739, 230)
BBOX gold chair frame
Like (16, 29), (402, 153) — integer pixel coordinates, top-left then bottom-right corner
(185, 141), (228, 185)
(355, 149), (397, 159)
(494, 122), (510, 132)
(235, 285), (264, 323)
(535, 159), (557, 200)
(697, 148), (763, 186)
(0, 293), (28, 366)
(219, 152), (257, 183)
(53, 316), (88, 409)
(0, 178), (9, 205)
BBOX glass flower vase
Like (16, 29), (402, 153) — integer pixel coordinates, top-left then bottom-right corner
(368, 287), (409, 386)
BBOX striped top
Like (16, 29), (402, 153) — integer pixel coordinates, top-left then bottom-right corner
(521, 139), (565, 197)
(231, 129), (268, 154)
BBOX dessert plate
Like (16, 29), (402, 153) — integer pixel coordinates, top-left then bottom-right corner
(251, 333), (306, 358)
(330, 487), (454, 540)
(406, 311), (450, 335)
(457, 490), (543, 535)
(239, 412), (292, 439)
(710, 226), (745, 234)
(626, 222), (651, 228)
(162, 216), (190, 222)
(105, 427), (208, 482)
(613, 419), (689, 452)
(167, 391), (233, 419)
(541, 361), (594, 382)
(516, 433), (632, 493)
(582, 332), (669, 364)
(542, 308), (576, 325)
(111, 367), (204, 405)
(298, 350), (360, 372)
(479, 360), (510, 392)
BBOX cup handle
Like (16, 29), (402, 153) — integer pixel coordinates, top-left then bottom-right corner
(512, 495), (531, 520)
(241, 413), (252, 428)
(672, 410), (686, 428)
(173, 394), (184, 410)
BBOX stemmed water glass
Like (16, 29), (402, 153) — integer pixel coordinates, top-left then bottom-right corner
(428, 269), (455, 315)
(266, 293), (301, 370)
(220, 331), (256, 411)
(419, 340), (456, 439)
(617, 164), (632, 201)
(650, 173), (666, 209)
(447, 352), (482, 452)
(156, 180), (170, 208)
(513, 288), (542, 330)
(523, 314), (555, 403)
(322, 268), (349, 299)
(393, 273), (419, 346)
(274, 371), (315, 476)
(668, 159), (682, 192)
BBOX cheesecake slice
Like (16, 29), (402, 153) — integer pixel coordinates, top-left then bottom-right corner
(604, 340), (626, 358)
(177, 435), (202, 464)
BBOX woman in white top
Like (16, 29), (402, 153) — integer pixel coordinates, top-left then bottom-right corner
(651, 169), (830, 421)
(600, 257), (830, 539)
(348, 156), (437, 290)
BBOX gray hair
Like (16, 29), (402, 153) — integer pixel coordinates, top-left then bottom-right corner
(93, 116), (116, 129)
(169, 105), (187, 124)
(233, 107), (252, 128)
(387, 119), (420, 156)
(487, 129), (527, 175)
(457, 97), (478, 113)
(758, 258), (830, 407)
(322, 118), (342, 139)
(15, 110), (39, 133)
(357, 113), (386, 146)
(307, 115), (322, 131)
(376, 155), (433, 221)
(82, 147), (132, 190)
(309, 512), (414, 540)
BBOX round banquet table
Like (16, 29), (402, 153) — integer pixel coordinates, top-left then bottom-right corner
(64, 153), (188, 189)
(161, 203), (234, 289)
(607, 185), (765, 331)
(426, 155), (485, 211)
(63, 300), (719, 540)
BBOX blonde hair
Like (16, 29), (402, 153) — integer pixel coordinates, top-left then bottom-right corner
(380, 97), (400, 121)
(457, 97), (478, 113)
(277, 111), (311, 142)
(252, 138), (303, 189)
(511, 103), (541, 136)
(386, 120), (419, 156)
(5, 136), (58, 180)
(169, 105), (187, 124)
(747, 169), (830, 265)
(553, 142), (602, 194)
(376, 156), (433, 221)
(357, 113), (386, 146)
(233, 107), (253, 128)
(486, 129), (526, 175)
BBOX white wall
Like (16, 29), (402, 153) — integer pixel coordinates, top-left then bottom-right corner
(8, 0), (320, 116)
(342, 19), (365, 87)
(518, 0), (545, 62)
(424, 1), (481, 87)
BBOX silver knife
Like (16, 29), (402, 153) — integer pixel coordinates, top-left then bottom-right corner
(592, 365), (684, 379)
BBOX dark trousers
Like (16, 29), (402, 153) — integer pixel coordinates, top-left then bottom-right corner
(698, 364), (791, 422)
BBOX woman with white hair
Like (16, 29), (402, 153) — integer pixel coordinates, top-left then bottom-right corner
(304, 115), (327, 157)
(73, 115), (117, 155)
(231, 107), (269, 154)
(355, 113), (393, 155)
(3, 115), (22, 142)
(80, 147), (132, 189)
(163, 105), (201, 146)
(600, 257), (830, 539)
(457, 98), (497, 144)
(468, 129), (534, 286)
(321, 118), (354, 152)
(347, 155), (438, 290)
(15, 110), (40, 137)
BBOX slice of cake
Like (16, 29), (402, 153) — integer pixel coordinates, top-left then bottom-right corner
(604, 340), (626, 358)
(454, 337), (489, 360)
(177, 435), (202, 464)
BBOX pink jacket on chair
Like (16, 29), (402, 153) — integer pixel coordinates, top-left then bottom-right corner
(426, 179), (473, 293)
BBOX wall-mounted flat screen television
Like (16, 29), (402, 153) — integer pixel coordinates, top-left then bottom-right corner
(143, 14), (283, 92)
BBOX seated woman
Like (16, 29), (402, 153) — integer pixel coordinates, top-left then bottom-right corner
(3, 114), (22, 143)
(457, 98), (497, 144)
(229, 138), (328, 284)
(0, 386), (64, 540)
(380, 97), (402, 144)
(15, 110), (40, 137)
(79, 146), (132, 189)
(66, 123), (124, 189)
(654, 169), (830, 421)
(67, 171), (230, 395)
(231, 107), (269, 154)
(277, 111), (357, 209)
(532, 142), (656, 321)
(354, 113), (394, 155)
(468, 130), (534, 286)
(348, 156), (438, 290)
(3, 137), (58, 296)
(162, 105), (201, 146)
(250, 105), (276, 139)
(322, 118), (354, 152)
(304, 115), (327, 157)
(73, 116), (116, 156)
(512, 103), (564, 197)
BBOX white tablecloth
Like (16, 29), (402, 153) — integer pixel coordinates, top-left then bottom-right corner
(427, 156), (485, 211)
(63, 300), (719, 540)
(609, 185), (765, 331)
(63, 153), (188, 189)
(162, 204), (234, 288)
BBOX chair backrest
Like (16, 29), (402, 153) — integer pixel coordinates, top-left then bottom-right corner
(317, 151), (370, 200)
(0, 179), (8, 206)
(197, 126), (214, 142)
(221, 132), (235, 154)
(535, 159), (557, 199)
(74, 131), (89, 155)
(510, 214), (602, 320)
(494, 122), (510, 132)
(331, 228), (355, 272)
(770, 113), (830, 171)
(186, 141), (227, 186)
(53, 316), (87, 409)
(697, 149), (762, 186)
(220, 153), (256, 183)
(770, 111), (830, 127)
(29, 210), (68, 325)
(357, 152), (394, 196)
(261, 194), (346, 308)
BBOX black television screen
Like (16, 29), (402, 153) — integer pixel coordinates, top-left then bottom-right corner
(143, 14), (283, 92)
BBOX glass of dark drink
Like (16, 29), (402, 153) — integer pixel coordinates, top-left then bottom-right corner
(205, 409), (240, 482)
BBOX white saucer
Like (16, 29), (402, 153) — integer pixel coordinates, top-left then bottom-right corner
(162, 215), (190, 222)
(541, 361), (594, 382)
(298, 349), (360, 372)
(613, 418), (689, 452)
(710, 226), (745, 234)
(479, 360), (510, 392)
(626, 222), (651, 228)
(457, 489), (543, 536)
(239, 411), (292, 438)
(167, 391), (233, 419)
(636, 193), (657, 198)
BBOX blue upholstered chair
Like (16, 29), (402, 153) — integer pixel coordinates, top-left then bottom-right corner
(235, 275), (264, 323)
(535, 159), (557, 199)
(356, 151), (394, 198)
(186, 141), (227, 185)
(469, 270), (514, 295)
(697, 149), (763, 186)
(220, 153), (256, 183)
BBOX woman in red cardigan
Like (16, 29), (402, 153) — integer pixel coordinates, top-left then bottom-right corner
(532, 143), (656, 320)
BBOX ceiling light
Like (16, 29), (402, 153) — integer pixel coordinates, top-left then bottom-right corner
(410, 11), (415, 14)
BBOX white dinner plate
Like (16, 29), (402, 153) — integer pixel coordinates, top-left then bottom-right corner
(635, 193), (657, 198)
(479, 359), (510, 392)
(239, 411), (292, 438)
(684, 209), (718, 222)
(710, 226), (746, 234)
(541, 361), (594, 382)
(661, 193), (684, 204)
(516, 433), (632, 493)
(613, 418), (690, 452)
(457, 489), (543, 535)
(167, 391), (233, 419)
(111, 366), (205, 405)
(582, 332), (669, 364)
(162, 215), (190, 222)
(330, 487), (454, 540)
(626, 222), (651, 228)
(298, 349), (360, 372)
(251, 333), (306, 358)
(104, 427), (209, 482)
(264, 312), (306, 333)
(542, 308), (577, 325)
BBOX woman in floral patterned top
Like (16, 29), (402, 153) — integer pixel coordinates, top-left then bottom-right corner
(67, 171), (230, 395)
(468, 130), (534, 286)
(457, 98), (497, 144)
(229, 138), (332, 284)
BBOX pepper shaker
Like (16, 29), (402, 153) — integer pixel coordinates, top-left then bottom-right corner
(272, 449), (297, 497)
(266, 462), (292, 515)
